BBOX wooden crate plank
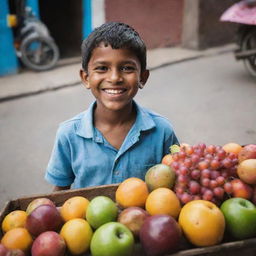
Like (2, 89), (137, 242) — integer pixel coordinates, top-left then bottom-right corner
(168, 236), (256, 255)
(1, 184), (256, 256)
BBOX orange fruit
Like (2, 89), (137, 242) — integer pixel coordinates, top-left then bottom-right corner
(116, 177), (149, 208)
(161, 154), (174, 166)
(60, 196), (90, 222)
(145, 188), (181, 219)
(178, 200), (225, 247)
(222, 142), (242, 155)
(1, 227), (33, 252)
(60, 218), (93, 255)
(2, 210), (27, 233)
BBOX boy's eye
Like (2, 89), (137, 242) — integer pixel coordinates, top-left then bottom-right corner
(121, 66), (136, 72)
(94, 66), (108, 72)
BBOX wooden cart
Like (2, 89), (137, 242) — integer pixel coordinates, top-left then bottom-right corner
(1, 184), (256, 256)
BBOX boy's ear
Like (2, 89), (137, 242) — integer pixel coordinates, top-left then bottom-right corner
(140, 69), (150, 86)
(80, 69), (90, 89)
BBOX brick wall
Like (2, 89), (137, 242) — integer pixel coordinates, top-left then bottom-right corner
(105, 0), (184, 49)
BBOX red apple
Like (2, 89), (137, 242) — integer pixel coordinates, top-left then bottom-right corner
(31, 231), (66, 256)
(26, 205), (63, 237)
(0, 244), (10, 256)
(26, 198), (55, 215)
(140, 214), (181, 256)
(231, 179), (253, 199)
(238, 144), (256, 163)
(117, 207), (150, 237)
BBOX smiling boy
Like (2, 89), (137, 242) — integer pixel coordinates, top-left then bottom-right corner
(45, 22), (179, 191)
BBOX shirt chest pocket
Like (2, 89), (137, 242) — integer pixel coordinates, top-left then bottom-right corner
(72, 150), (115, 187)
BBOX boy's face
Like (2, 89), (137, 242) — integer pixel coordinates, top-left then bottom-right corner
(80, 44), (149, 112)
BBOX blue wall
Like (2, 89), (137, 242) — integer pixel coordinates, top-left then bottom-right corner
(0, 0), (18, 76)
(26, 0), (40, 18)
(82, 0), (92, 39)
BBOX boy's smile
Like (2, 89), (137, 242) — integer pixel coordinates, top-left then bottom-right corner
(80, 44), (149, 113)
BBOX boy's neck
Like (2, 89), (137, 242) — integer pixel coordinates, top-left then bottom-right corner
(93, 102), (137, 150)
(94, 102), (136, 127)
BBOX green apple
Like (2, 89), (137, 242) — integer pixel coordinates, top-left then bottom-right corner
(220, 197), (256, 239)
(86, 196), (118, 229)
(90, 222), (134, 256)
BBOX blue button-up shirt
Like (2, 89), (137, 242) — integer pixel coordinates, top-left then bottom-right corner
(45, 101), (179, 188)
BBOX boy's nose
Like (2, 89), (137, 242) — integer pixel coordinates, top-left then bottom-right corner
(108, 69), (123, 84)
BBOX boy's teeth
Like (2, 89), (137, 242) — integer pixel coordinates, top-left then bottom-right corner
(104, 89), (124, 94)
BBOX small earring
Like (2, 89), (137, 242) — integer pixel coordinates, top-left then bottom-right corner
(138, 82), (144, 89)
(85, 83), (91, 89)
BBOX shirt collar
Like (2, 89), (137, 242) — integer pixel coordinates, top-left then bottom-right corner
(133, 101), (156, 132)
(75, 101), (156, 139)
(76, 102), (95, 139)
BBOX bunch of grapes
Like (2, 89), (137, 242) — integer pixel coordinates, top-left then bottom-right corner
(172, 143), (239, 205)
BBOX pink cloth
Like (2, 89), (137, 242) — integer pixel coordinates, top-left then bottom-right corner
(220, 0), (256, 25)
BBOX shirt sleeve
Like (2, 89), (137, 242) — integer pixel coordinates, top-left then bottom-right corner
(163, 130), (179, 155)
(45, 127), (75, 186)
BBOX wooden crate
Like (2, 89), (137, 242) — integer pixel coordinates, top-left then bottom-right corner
(1, 184), (256, 256)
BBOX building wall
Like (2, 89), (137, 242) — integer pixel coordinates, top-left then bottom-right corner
(92, 0), (105, 28)
(198, 0), (239, 49)
(105, 0), (184, 49)
(182, 0), (239, 50)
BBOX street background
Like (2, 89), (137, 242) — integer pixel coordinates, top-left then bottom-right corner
(0, 45), (256, 211)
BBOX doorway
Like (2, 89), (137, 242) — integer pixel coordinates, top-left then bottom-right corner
(39, 0), (82, 58)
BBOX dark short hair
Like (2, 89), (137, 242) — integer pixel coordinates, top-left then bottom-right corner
(81, 22), (147, 72)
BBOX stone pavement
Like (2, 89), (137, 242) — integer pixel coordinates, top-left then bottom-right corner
(0, 44), (236, 102)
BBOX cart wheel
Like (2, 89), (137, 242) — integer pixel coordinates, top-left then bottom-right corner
(241, 29), (256, 77)
(20, 35), (59, 71)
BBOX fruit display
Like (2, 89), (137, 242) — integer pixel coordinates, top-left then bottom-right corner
(1, 142), (256, 256)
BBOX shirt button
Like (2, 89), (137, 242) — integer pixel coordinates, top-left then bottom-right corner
(114, 170), (120, 175)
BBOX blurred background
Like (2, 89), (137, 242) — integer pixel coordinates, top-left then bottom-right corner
(0, 0), (256, 210)
(1, 0), (239, 75)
